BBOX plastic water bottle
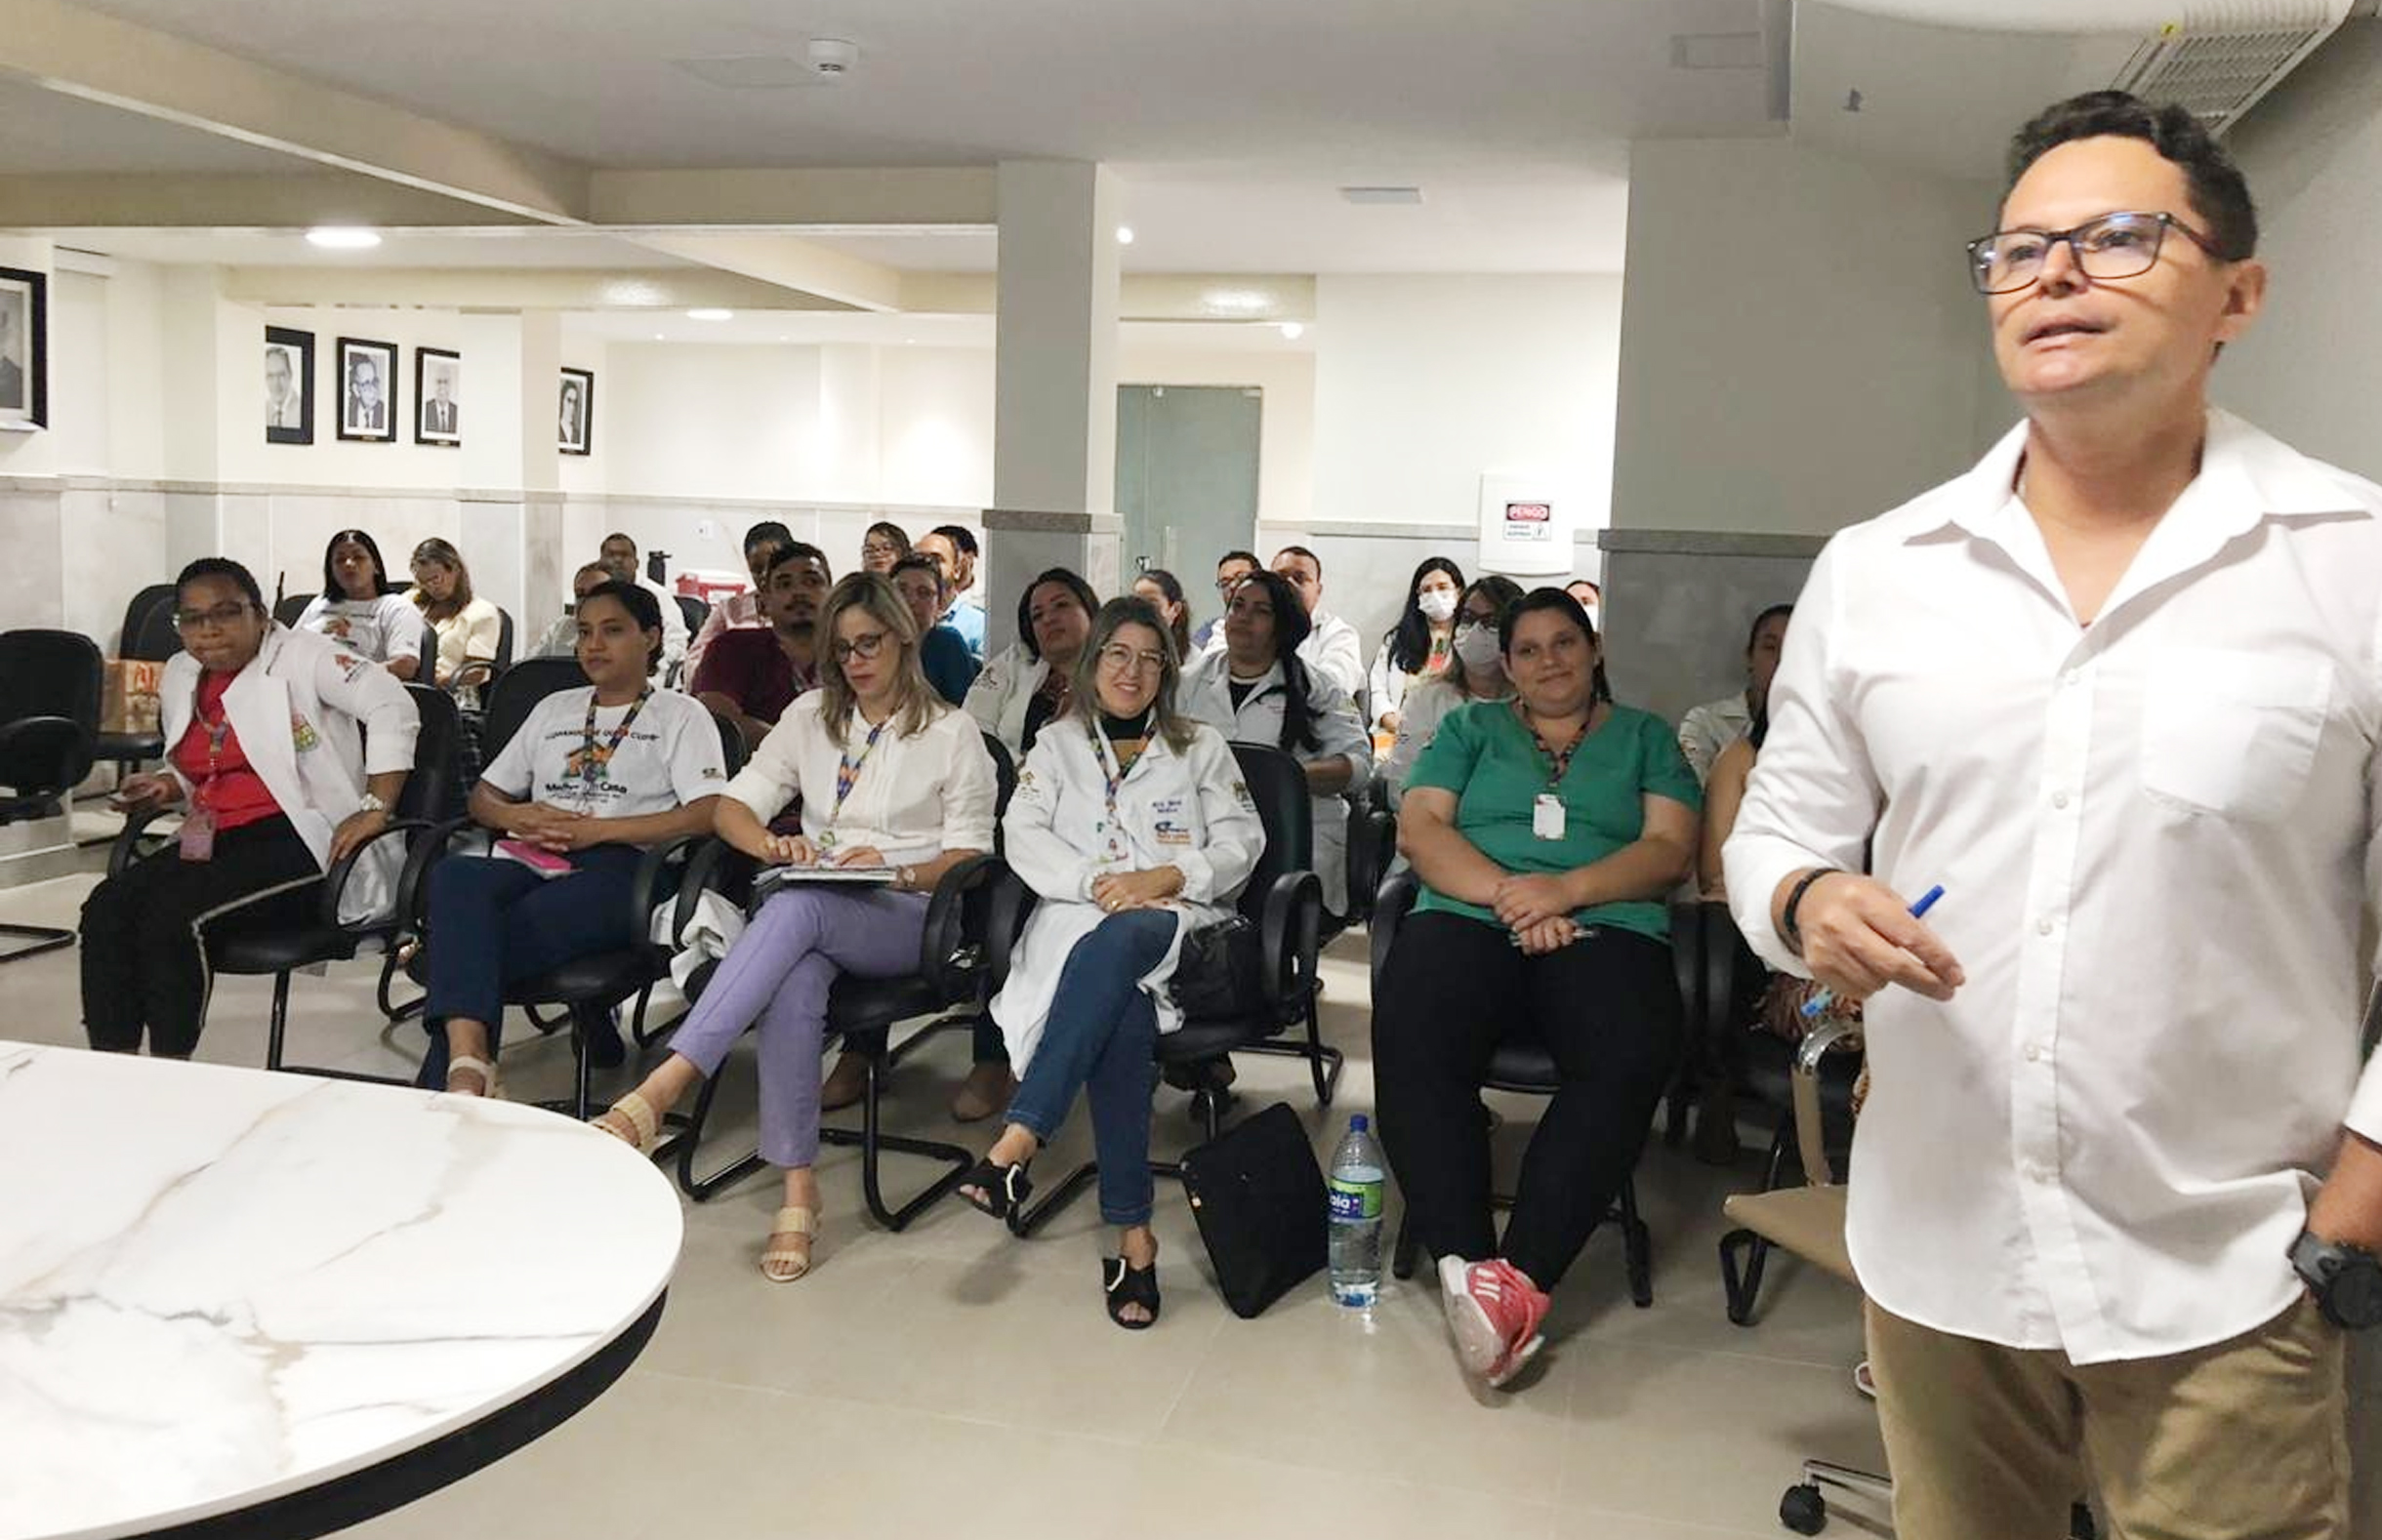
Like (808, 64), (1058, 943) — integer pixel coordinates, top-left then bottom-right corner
(1328, 1114), (1386, 1308)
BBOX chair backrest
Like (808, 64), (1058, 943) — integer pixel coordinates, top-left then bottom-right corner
(477, 656), (590, 764)
(492, 607), (516, 670)
(673, 593), (709, 638)
(715, 711), (748, 777)
(1227, 741), (1313, 925)
(119, 583), (178, 660)
(0, 629), (103, 794)
(980, 730), (1017, 820)
(273, 592), (315, 628)
(131, 597), (184, 662)
(393, 683), (463, 822)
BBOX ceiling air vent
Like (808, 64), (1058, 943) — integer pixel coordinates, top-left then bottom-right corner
(2108, 9), (2347, 132)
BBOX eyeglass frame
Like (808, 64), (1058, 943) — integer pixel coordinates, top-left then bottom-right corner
(1095, 642), (1170, 675)
(829, 628), (894, 664)
(173, 601), (257, 632)
(1964, 209), (2228, 296)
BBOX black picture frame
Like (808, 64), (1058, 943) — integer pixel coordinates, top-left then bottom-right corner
(414, 346), (462, 448)
(558, 367), (594, 456)
(336, 336), (399, 443)
(265, 325), (314, 446)
(0, 265), (49, 431)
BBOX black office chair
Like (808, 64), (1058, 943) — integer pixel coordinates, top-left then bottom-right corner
(273, 592), (316, 628)
(997, 740), (1327, 1237)
(92, 583), (178, 778)
(444, 606), (517, 697)
(108, 684), (462, 1077)
(884, 730), (1020, 1071)
(673, 593), (709, 641)
(1212, 740), (1344, 1106)
(1373, 866), (1687, 1309)
(0, 629), (103, 962)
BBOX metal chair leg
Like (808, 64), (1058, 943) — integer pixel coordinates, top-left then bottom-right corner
(813, 1047), (973, 1232)
(0, 922), (74, 964)
(1719, 1227), (1774, 1325)
(1617, 1175), (1655, 1309)
(1229, 996), (1343, 1108)
(376, 950), (425, 1023)
(266, 970), (293, 1071)
(1391, 1213), (1421, 1280)
(671, 1067), (768, 1201)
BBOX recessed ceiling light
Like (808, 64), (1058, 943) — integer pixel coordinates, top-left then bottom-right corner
(1279, 321), (1305, 341)
(1338, 186), (1422, 206)
(306, 226), (381, 250)
(1116, 225), (1135, 245)
(652, 333), (666, 341)
(687, 307), (734, 322)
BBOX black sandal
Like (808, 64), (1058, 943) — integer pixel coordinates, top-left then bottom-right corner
(959, 1156), (1032, 1222)
(1103, 1256), (1162, 1330)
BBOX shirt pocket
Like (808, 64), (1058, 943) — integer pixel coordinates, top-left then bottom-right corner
(2139, 647), (2332, 822)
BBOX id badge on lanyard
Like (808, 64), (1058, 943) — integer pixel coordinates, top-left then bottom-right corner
(1091, 728), (1132, 868)
(1532, 793), (1565, 842)
(182, 708), (231, 862)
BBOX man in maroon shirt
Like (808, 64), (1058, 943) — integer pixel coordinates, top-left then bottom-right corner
(689, 542), (830, 749)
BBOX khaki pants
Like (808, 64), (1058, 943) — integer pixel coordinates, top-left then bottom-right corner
(1867, 1296), (2350, 1540)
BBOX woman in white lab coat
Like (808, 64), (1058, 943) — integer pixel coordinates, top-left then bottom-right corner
(81, 557), (418, 1057)
(960, 595), (1263, 1328)
(1177, 569), (1372, 919)
(962, 567), (1097, 758)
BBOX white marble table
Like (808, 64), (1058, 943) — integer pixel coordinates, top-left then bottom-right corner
(0, 1041), (683, 1540)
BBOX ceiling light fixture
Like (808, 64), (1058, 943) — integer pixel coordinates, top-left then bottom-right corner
(1116, 225), (1135, 245)
(306, 226), (381, 250)
(1279, 322), (1305, 341)
(687, 307), (734, 321)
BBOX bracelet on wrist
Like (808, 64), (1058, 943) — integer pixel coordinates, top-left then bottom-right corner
(1781, 868), (1845, 955)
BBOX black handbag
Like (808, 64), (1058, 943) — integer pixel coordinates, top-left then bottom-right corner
(1169, 914), (1268, 1019)
(1180, 1101), (1329, 1318)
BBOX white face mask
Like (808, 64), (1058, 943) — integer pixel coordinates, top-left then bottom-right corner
(1453, 621), (1501, 670)
(1417, 588), (1458, 624)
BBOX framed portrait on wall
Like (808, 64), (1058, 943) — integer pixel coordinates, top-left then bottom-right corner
(0, 265), (49, 431)
(558, 367), (594, 456)
(265, 326), (314, 445)
(336, 336), (399, 443)
(415, 346), (461, 447)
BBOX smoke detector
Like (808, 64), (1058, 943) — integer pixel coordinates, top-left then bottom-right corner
(807, 38), (860, 80)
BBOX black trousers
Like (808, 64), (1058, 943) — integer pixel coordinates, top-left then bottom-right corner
(1372, 909), (1682, 1287)
(80, 815), (323, 1057)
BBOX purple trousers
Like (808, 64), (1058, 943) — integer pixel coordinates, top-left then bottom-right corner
(664, 885), (927, 1168)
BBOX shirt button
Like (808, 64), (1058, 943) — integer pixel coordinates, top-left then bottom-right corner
(2035, 917), (2055, 937)
(2051, 790), (2071, 810)
(2025, 1043), (2045, 1063)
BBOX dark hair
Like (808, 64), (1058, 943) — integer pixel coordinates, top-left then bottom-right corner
(176, 556), (266, 611)
(408, 537), (474, 621)
(927, 524), (979, 558)
(2005, 90), (2256, 261)
(576, 578), (666, 672)
(1748, 698), (1771, 752)
(321, 529), (395, 601)
(1462, 574), (1526, 621)
(601, 531), (635, 551)
(1069, 596), (1199, 751)
(1272, 544), (1323, 580)
(863, 521), (911, 559)
(1132, 568), (1192, 660)
(1385, 555), (1467, 674)
(1233, 569), (1322, 753)
(1215, 548), (1260, 574)
(764, 541), (830, 579)
(742, 520), (796, 555)
(1016, 567), (1099, 663)
(890, 551), (950, 595)
(1746, 602), (1794, 652)
(1499, 587), (1612, 705)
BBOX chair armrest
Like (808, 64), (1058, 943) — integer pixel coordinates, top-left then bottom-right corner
(1258, 869), (1324, 1008)
(0, 716), (95, 799)
(1791, 1018), (1863, 1187)
(318, 817), (431, 932)
(1342, 804), (1392, 927)
(917, 854), (1000, 997)
(669, 835), (750, 948)
(1368, 869), (1418, 996)
(107, 803), (179, 878)
(982, 867), (1037, 994)
(631, 833), (709, 949)
(393, 815), (483, 933)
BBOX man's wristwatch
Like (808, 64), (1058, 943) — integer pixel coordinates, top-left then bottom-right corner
(356, 792), (388, 815)
(2290, 1230), (2382, 1329)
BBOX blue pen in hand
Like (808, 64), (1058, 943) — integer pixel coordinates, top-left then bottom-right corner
(1801, 883), (1946, 1019)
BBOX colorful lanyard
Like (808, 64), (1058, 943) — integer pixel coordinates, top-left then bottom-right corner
(1519, 702), (1590, 789)
(1088, 724), (1142, 864)
(831, 715), (889, 823)
(576, 686), (651, 802)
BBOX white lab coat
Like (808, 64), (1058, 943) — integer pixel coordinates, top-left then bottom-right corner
(989, 719), (1264, 1074)
(156, 625), (421, 924)
(1177, 654), (1372, 916)
(962, 642), (1055, 757)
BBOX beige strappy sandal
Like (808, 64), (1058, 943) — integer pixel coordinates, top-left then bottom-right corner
(591, 1090), (661, 1155)
(761, 1206), (819, 1283)
(443, 1055), (502, 1100)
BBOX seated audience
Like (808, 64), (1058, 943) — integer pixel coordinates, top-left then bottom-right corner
(407, 538), (504, 695)
(83, 558), (418, 1057)
(1180, 569), (1372, 918)
(959, 596), (1263, 1328)
(684, 520), (796, 680)
(1189, 549), (1259, 655)
(890, 552), (981, 705)
(1367, 556), (1465, 735)
(595, 573), (997, 1281)
(1678, 603), (1793, 784)
(1385, 575), (1524, 805)
(860, 520), (910, 575)
(418, 580), (723, 1095)
(914, 525), (986, 661)
(294, 529), (428, 680)
(690, 542), (831, 747)
(965, 567), (1098, 758)
(1266, 546), (1366, 699)
(537, 563), (611, 659)
(596, 531), (689, 678)
(1130, 569), (1193, 661)
(1373, 588), (1699, 1390)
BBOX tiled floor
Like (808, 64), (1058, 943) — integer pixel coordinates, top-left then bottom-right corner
(18, 865), (2369, 1539)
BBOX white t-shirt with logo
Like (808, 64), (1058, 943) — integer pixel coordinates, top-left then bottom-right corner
(293, 593), (431, 668)
(480, 686), (726, 832)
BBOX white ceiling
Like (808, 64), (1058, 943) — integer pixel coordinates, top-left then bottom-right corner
(48, 227), (697, 269)
(564, 309), (1312, 353)
(0, 74), (296, 174)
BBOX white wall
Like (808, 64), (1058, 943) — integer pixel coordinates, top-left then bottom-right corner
(1611, 139), (1998, 536)
(1311, 273), (1622, 531)
(878, 345), (997, 509)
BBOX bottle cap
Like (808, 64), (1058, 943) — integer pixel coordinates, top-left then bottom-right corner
(1349, 1114), (1369, 1133)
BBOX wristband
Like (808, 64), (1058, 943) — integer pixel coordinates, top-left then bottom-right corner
(1781, 868), (1845, 955)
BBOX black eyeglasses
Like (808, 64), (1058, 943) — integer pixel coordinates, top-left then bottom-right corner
(1966, 211), (2225, 295)
(831, 630), (891, 664)
(174, 602), (254, 632)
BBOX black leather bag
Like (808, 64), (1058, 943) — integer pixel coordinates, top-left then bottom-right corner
(1169, 914), (1267, 1019)
(1180, 1101), (1328, 1318)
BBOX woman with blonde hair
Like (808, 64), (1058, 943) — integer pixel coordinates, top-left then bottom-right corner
(595, 572), (998, 1281)
(407, 537), (504, 692)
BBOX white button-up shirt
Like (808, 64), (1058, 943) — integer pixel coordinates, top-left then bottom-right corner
(1725, 410), (2382, 1365)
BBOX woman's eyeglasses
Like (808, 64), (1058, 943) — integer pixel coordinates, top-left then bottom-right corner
(174, 602), (253, 632)
(1096, 643), (1168, 675)
(831, 630), (891, 664)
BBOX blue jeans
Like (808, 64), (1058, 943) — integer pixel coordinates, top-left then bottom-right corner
(1005, 910), (1180, 1227)
(417, 845), (644, 1085)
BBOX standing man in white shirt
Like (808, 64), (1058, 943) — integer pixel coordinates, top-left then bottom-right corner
(597, 531), (689, 682)
(1267, 546), (1366, 701)
(1725, 92), (2382, 1539)
(915, 525), (987, 662)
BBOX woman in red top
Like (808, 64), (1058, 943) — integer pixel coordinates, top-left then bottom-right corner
(80, 558), (415, 1057)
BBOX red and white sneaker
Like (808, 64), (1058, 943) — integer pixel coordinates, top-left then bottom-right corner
(1438, 1255), (1550, 1388)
